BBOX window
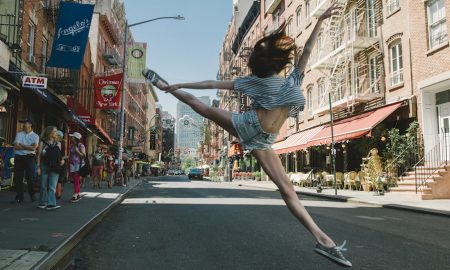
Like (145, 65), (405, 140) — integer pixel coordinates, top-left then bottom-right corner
(427, 0), (448, 49)
(296, 8), (302, 32)
(368, 55), (378, 93)
(318, 80), (326, 107)
(317, 32), (324, 54)
(389, 42), (403, 86)
(27, 22), (36, 59)
(41, 37), (48, 72)
(307, 87), (313, 114)
(367, 0), (377, 37)
(306, 0), (311, 19)
(298, 111), (304, 122)
(273, 8), (281, 30)
(287, 17), (294, 37)
(387, 0), (400, 15)
(332, 79), (344, 102)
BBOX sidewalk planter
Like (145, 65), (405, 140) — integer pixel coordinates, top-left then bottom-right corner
(253, 171), (261, 181)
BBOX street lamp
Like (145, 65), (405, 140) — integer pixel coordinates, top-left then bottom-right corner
(118, 15), (185, 163)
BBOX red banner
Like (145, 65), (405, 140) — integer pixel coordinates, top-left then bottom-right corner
(67, 97), (95, 125)
(94, 73), (123, 110)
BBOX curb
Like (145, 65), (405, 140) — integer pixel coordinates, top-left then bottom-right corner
(32, 180), (142, 270)
(235, 182), (450, 218)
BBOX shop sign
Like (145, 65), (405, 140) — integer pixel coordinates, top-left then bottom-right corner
(0, 40), (10, 71)
(94, 73), (123, 110)
(46, 2), (94, 69)
(22, 76), (48, 89)
(67, 97), (95, 125)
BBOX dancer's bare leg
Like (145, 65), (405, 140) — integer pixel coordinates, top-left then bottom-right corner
(252, 148), (336, 248)
(170, 89), (238, 138)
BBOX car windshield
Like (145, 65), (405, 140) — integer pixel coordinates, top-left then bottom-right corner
(190, 168), (202, 173)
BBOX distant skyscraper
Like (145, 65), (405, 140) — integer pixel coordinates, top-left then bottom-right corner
(176, 96), (210, 157)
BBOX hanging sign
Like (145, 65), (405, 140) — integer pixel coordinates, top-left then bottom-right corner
(46, 2), (94, 69)
(22, 76), (48, 89)
(94, 73), (123, 110)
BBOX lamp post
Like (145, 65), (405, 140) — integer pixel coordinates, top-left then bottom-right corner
(118, 15), (185, 164)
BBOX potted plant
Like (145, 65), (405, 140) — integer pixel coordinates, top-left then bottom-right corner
(253, 171), (261, 181)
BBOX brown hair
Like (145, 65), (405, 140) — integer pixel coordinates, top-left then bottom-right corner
(41, 126), (57, 142)
(248, 24), (296, 78)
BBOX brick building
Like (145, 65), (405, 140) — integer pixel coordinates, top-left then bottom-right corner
(217, 0), (450, 198)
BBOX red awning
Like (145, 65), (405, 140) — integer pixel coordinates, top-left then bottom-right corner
(92, 123), (114, 145)
(274, 126), (324, 154)
(307, 102), (403, 147)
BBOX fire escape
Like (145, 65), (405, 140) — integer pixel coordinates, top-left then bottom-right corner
(310, 0), (383, 116)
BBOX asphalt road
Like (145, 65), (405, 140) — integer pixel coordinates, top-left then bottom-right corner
(72, 176), (450, 270)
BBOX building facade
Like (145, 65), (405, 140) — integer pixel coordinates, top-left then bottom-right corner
(176, 96), (210, 159)
(217, 0), (450, 197)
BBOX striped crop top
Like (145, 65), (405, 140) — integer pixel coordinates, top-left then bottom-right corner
(233, 66), (305, 117)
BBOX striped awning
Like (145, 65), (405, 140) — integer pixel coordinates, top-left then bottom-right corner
(307, 102), (403, 147)
(273, 126), (324, 154)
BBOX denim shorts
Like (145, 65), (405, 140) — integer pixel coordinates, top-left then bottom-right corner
(231, 110), (278, 151)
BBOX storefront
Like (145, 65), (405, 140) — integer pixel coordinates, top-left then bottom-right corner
(420, 71), (450, 157)
(274, 101), (409, 174)
(67, 97), (114, 157)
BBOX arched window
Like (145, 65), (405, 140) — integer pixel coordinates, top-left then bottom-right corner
(306, 0), (311, 19)
(296, 7), (302, 33)
(318, 79), (326, 108)
(389, 40), (403, 86)
(307, 86), (314, 115)
(287, 17), (294, 37)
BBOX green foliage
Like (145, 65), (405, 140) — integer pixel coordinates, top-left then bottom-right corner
(181, 157), (195, 171)
(386, 121), (420, 165)
(252, 171), (261, 178)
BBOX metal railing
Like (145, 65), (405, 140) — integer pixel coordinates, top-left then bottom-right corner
(413, 133), (449, 193)
(385, 147), (421, 188)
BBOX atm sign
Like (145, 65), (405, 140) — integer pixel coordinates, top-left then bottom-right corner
(22, 76), (48, 89)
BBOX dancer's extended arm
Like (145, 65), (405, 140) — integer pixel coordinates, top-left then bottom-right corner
(163, 80), (234, 92)
(296, 3), (340, 74)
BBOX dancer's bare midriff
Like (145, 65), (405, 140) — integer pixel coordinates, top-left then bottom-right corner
(256, 107), (289, 134)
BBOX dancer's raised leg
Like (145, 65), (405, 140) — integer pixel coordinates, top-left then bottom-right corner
(251, 148), (336, 248)
(170, 89), (238, 138)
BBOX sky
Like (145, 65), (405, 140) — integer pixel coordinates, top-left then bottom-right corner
(124, 0), (233, 118)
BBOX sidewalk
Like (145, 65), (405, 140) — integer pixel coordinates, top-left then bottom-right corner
(226, 180), (450, 217)
(0, 177), (141, 270)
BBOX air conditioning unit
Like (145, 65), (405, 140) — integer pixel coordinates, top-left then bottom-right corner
(27, 54), (35, 64)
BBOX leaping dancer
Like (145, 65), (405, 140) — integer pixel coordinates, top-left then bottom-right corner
(143, 3), (351, 268)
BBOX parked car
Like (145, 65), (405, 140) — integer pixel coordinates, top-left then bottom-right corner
(188, 168), (203, 180)
(167, 169), (176, 176)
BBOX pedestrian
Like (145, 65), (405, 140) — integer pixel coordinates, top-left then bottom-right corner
(105, 155), (115, 189)
(143, 4), (351, 267)
(11, 118), (39, 204)
(69, 132), (86, 202)
(91, 146), (104, 188)
(114, 155), (124, 186)
(36, 126), (62, 210)
(56, 130), (67, 199)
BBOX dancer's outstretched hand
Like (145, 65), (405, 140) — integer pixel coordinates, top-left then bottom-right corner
(319, 2), (341, 21)
(161, 84), (182, 92)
